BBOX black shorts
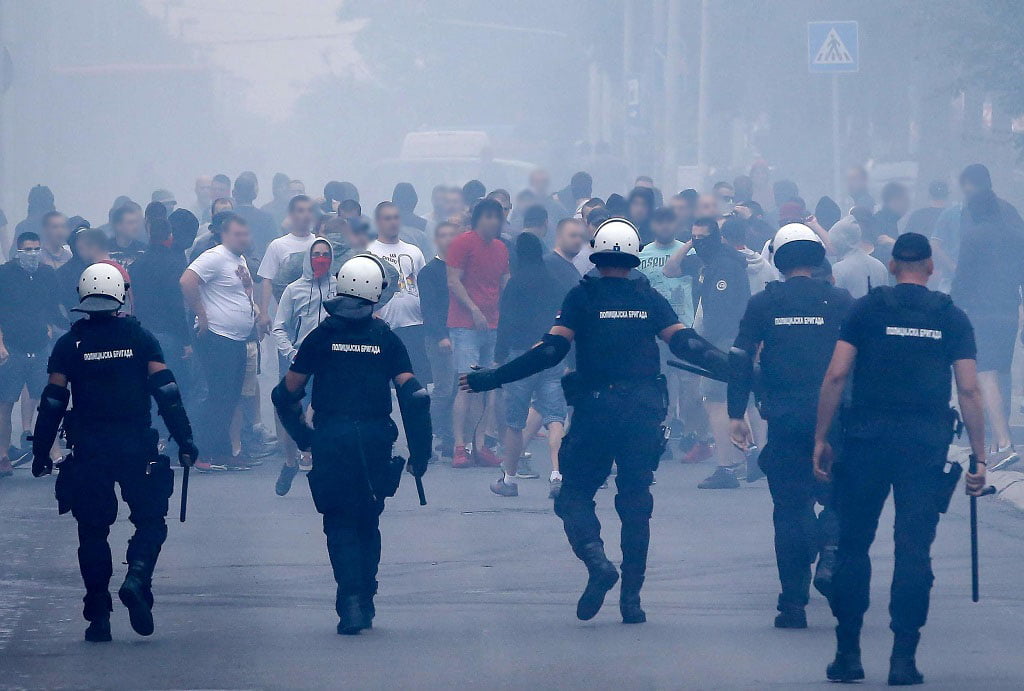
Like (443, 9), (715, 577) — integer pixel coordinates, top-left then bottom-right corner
(971, 315), (1017, 373)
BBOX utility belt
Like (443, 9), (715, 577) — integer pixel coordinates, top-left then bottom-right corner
(841, 405), (959, 446)
(561, 372), (666, 404)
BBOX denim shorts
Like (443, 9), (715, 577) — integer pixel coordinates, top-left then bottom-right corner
(503, 348), (567, 430)
(451, 327), (497, 374)
(0, 351), (48, 404)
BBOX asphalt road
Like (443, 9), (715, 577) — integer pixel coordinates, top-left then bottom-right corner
(2, 440), (1024, 690)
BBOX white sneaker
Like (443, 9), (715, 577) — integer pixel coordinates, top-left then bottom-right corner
(989, 446), (1020, 472)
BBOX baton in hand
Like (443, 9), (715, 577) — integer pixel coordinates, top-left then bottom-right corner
(969, 454), (996, 602)
(415, 476), (427, 506)
(179, 463), (191, 523)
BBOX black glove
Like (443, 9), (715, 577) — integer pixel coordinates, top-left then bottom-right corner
(465, 367), (502, 392)
(407, 454), (429, 479)
(178, 439), (199, 468)
(32, 453), (53, 478)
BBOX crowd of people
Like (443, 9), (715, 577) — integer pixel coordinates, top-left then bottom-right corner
(1, 162), (1021, 490)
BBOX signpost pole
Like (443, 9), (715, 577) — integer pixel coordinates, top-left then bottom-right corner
(832, 74), (840, 201)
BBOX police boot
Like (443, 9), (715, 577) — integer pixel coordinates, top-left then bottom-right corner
(83, 591), (113, 643)
(85, 617), (112, 643)
(575, 542), (619, 621)
(813, 545), (838, 599)
(619, 581), (646, 624)
(888, 633), (924, 686)
(826, 629), (865, 683)
(118, 561), (155, 636)
(774, 606), (807, 629)
(336, 594), (369, 635)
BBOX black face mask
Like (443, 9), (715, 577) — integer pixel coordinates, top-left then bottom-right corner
(693, 236), (720, 259)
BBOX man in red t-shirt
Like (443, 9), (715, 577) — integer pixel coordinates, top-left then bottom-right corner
(445, 198), (509, 468)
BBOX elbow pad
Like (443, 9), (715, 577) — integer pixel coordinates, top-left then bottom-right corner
(668, 328), (731, 383)
(33, 383), (70, 457)
(396, 377), (432, 463)
(271, 378), (312, 451)
(148, 369), (196, 450)
(494, 333), (570, 386)
(726, 347), (755, 419)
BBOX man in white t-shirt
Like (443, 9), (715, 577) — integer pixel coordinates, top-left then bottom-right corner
(256, 195), (316, 333)
(368, 201), (431, 382)
(180, 215), (256, 469)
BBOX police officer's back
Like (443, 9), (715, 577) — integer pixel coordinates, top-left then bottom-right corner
(812, 233), (988, 684)
(31, 263), (197, 643)
(465, 218), (733, 625)
(273, 253), (431, 636)
(728, 224), (853, 630)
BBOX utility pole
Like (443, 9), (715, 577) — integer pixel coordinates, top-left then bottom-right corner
(662, 0), (682, 189)
(696, 0), (710, 174)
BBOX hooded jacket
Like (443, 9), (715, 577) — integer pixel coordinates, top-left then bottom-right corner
(272, 240), (338, 362)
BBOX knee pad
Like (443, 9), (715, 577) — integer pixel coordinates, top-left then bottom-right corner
(615, 490), (653, 521)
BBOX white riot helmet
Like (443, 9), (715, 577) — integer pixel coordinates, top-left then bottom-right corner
(74, 262), (127, 313)
(590, 218), (642, 268)
(334, 253), (388, 304)
(770, 223), (825, 273)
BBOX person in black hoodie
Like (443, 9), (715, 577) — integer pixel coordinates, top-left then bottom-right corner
(627, 187), (655, 245)
(950, 163), (1024, 470)
(392, 182), (427, 232)
(129, 218), (193, 428)
(0, 232), (62, 476)
(666, 216), (751, 489)
(489, 233), (568, 498)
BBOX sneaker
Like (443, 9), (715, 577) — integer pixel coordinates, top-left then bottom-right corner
(298, 454), (313, 472)
(549, 476), (562, 499)
(490, 476), (519, 497)
(194, 460), (214, 472)
(246, 422), (277, 445)
(698, 466), (739, 489)
(226, 454), (254, 470)
(275, 463), (300, 496)
(516, 457), (540, 479)
(989, 446), (1020, 471)
(473, 445), (502, 467)
(0, 457), (12, 478)
(452, 446), (472, 469)
(682, 441), (714, 464)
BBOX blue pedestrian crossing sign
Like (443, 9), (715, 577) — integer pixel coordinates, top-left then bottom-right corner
(808, 21), (858, 73)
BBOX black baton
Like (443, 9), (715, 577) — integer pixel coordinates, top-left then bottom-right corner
(415, 476), (427, 506)
(969, 454), (996, 602)
(179, 464), (190, 523)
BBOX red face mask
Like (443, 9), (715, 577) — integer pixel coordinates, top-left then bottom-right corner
(311, 255), (331, 279)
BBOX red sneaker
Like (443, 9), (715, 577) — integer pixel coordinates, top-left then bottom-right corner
(452, 446), (472, 468)
(194, 460), (214, 472)
(682, 442), (713, 464)
(473, 445), (502, 467)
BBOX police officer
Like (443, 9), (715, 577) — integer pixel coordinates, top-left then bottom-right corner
(813, 233), (988, 685)
(31, 263), (198, 642)
(463, 218), (730, 624)
(727, 224), (853, 630)
(272, 253), (431, 635)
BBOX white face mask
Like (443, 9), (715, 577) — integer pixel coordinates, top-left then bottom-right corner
(16, 249), (41, 273)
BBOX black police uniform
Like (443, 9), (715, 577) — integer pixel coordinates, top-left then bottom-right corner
(45, 316), (175, 627)
(554, 277), (677, 613)
(287, 314), (414, 628)
(730, 277), (853, 618)
(829, 283), (975, 659)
